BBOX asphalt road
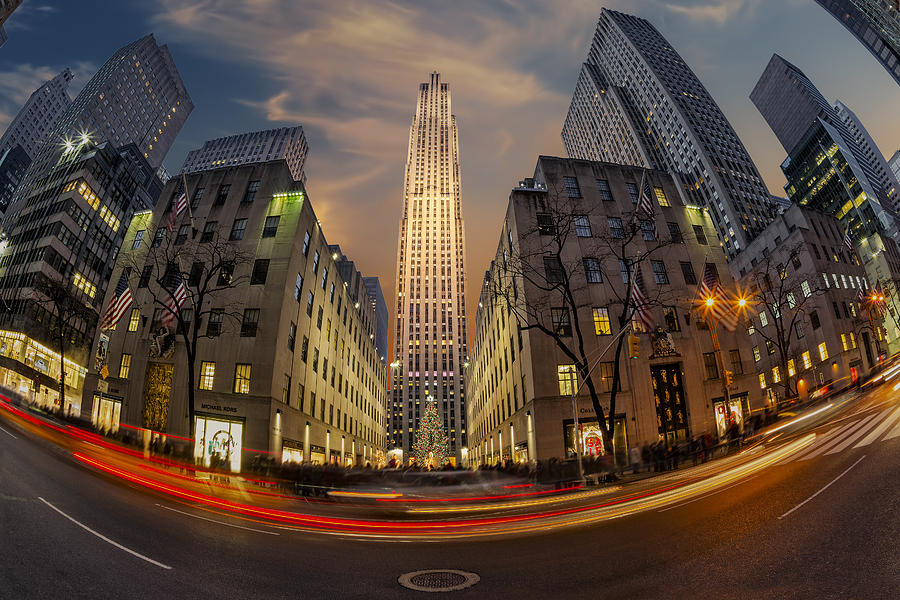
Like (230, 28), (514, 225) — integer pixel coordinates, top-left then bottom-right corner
(2, 386), (899, 599)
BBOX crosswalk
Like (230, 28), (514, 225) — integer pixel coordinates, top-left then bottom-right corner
(780, 405), (900, 464)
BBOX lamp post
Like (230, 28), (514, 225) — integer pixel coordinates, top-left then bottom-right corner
(698, 295), (748, 435)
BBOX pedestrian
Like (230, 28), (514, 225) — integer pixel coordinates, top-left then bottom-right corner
(630, 446), (641, 474)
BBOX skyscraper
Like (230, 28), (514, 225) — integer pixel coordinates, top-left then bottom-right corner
(181, 126), (308, 184)
(0, 0), (23, 47)
(562, 9), (774, 258)
(0, 68), (74, 161)
(814, 0), (900, 86)
(834, 100), (900, 208)
(391, 72), (468, 462)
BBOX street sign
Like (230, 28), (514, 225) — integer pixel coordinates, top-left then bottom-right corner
(97, 380), (109, 393)
(100, 365), (109, 380)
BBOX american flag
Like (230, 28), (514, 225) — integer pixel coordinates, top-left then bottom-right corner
(698, 263), (738, 331)
(99, 272), (133, 331)
(166, 180), (187, 232)
(630, 265), (655, 332)
(843, 228), (853, 252)
(639, 178), (659, 241)
(160, 270), (188, 329)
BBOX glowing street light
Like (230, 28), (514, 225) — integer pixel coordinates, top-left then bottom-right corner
(705, 297), (714, 307)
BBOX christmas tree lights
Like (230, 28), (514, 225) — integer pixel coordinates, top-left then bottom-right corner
(412, 398), (450, 469)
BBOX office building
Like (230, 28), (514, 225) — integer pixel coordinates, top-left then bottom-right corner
(834, 100), (900, 209)
(0, 68), (73, 162)
(562, 9), (774, 258)
(363, 276), (388, 364)
(814, 0), (900, 86)
(391, 72), (469, 462)
(466, 156), (760, 465)
(889, 149), (900, 186)
(731, 205), (880, 399)
(0, 141), (162, 414)
(0, 0), (22, 47)
(181, 127), (308, 184)
(0, 144), (29, 214)
(83, 159), (388, 470)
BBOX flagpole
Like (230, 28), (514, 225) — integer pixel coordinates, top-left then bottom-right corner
(181, 170), (194, 228)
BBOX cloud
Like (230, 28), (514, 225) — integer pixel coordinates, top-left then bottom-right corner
(0, 61), (96, 133)
(2, 3), (57, 32)
(663, 0), (760, 25)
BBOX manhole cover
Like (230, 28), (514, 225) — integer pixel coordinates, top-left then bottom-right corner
(398, 569), (480, 592)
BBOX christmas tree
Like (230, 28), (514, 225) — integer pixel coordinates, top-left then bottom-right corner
(412, 399), (450, 469)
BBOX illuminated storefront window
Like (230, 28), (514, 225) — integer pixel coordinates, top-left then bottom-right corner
(193, 416), (243, 472)
(91, 392), (121, 433)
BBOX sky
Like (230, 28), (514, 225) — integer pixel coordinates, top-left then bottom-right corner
(2, 0), (900, 351)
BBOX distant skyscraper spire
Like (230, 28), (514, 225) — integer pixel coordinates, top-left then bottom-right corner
(391, 72), (468, 462)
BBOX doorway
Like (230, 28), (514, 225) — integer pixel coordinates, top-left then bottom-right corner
(650, 363), (690, 441)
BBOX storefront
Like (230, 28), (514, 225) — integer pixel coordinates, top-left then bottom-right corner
(564, 415), (628, 465)
(309, 444), (326, 465)
(514, 442), (529, 463)
(713, 392), (750, 438)
(281, 439), (304, 464)
(90, 392), (122, 433)
(193, 415), (243, 472)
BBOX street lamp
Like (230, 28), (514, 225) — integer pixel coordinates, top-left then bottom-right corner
(697, 292), (749, 435)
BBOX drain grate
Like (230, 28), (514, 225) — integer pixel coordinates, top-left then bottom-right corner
(398, 569), (480, 592)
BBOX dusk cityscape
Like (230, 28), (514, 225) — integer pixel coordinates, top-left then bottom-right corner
(1, 1), (899, 598)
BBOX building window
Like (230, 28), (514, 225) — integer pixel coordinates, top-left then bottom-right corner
(536, 213), (555, 236)
(608, 217), (625, 239)
(214, 184), (230, 206)
(664, 307), (680, 332)
(175, 224), (190, 245)
(321, 266), (328, 290)
(653, 187), (670, 207)
(729, 349), (743, 374)
(680, 261), (697, 285)
(152, 227), (166, 248)
(596, 179), (613, 201)
(316, 306), (323, 329)
(557, 364), (578, 395)
(217, 262), (234, 285)
(543, 257), (564, 283)
(229, 218), (247, 241)
(206, 309), (223, 336)
(810, 310), (820, 330)
(703, 352), (719, 379)
(188, 262), (203, 287)
(127, 308), (140, 332)
(262, 216), (280, 238)
(759, 311), (768, 327)
(242, 180), (260, 203)
(593, 307), (611, 335)
(818, 342), (829, 361)
(312, 348), (319, 372)
(250, 259), (269, 285)
(788, 359), (796, 377)
(200, 221), (217, 243)
(191, 187), (204, 209)
(584, 257), (602, 283)
(766, 340), (775, 355)
(574, 215), (592, 237)
(302, 231), (311, 256)
(233, 364), (251, 394)
(312, 250), (320, 274)
(619, 259), (632, 284)
(138, 265), (152, 288)
(599, 361), (619, 392)
(753, 345), (760, 362)
(282, 374), (291, 404)
(118, 354), (132, 379)
(801, 351), (812, 370)
(563, 176), (581, 198)
(241, 308), (259, 337)
(300, 336), (308, 361)
(132, 230), (145, 249)
(693, 225), (707, 245)
(551, 308), (571, 336)
(626, 182), (639, 204)
(667, 222), (682, 243)
(199, 361), (215, 390)
(306, 291), (314, 316)
(288, 322), (296, 351)
(759, 373), (767, 390)
(640, 220), (656, 241)
(651, 260), (669, 284)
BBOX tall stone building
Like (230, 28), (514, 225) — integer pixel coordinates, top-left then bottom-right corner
(83, 159), (387, 470)
(391, 73), (468, 462)
(814, 0), (900, 86)
(562, 8), (774, 259)
(0, 68), (73, 161)
(181, 126), (308, 184)
(466, 156), (760, 466)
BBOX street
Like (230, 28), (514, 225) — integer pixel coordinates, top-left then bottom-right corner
(2, 384), (899, 598)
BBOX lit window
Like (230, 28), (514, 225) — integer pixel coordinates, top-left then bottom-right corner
(849, 332), (857, 349)
(132, 230), (145, 250)
(801, 280), (811, 297)
(787, 359), (796, 377)
(118, 354), (131, 379)
(772, 366), (781, 384)
(199, 361), (215, 390)
(557, 365), (577, 396)
(127, 308), (140, 332)
(801, 351), (812, 370)
(593, 307), (611, 335)
(759, 311), (768, 327)
(653, 186), (670, 207)
(759, 373), (766, 389)
(818, 342), (829, 361)
(73, 272), (96, 298)
(841, 333), (849, 351)
(753, 345), (760, 362)
(99, 205), (120, 232)
(233, 363), (251, 394)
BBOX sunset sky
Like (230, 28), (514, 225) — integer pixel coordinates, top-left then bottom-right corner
(3, 0), (899, 348)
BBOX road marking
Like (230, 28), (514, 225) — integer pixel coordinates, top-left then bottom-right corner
(38, 497), (173, 570)
(155, 503), (279, 535)
(777, 455), (866, 520)
(780, 428), (840, 464)
(657, 476), (758, 513)
(825, 413), (887, 454)
(883, 412), (900, 441)
(0, 424), (17, 439)
(853, 406), (900, 448)
(800, 415), (878, 460)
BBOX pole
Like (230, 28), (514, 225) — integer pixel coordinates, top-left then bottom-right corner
(707, 314), (733, 432)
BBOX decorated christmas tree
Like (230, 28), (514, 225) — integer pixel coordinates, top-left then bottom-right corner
(412, 398), (450, 469)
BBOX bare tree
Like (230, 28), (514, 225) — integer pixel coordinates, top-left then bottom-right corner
(33, 273), (98, 411)
(744, 244), (825, 400)
(125, 227), (252, 435)
(488, 180), (673, 453)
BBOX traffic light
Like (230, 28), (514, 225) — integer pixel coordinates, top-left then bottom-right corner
(628, 334), (640, 359)
(725, 370), (733, 387)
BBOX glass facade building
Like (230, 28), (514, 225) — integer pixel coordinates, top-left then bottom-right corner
(815, 0), (900, 86)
